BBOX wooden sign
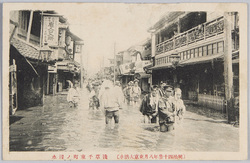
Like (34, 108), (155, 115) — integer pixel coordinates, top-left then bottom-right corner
(42, 16), (59, 46)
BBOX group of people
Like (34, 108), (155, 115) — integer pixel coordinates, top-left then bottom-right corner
(67, 79), (185, 132)
(123, 80), (142, 106)
(140, 82), (186, 132)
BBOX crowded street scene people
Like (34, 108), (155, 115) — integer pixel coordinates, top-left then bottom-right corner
(82, 77), (185, 132)
(7, 6), (242, 157)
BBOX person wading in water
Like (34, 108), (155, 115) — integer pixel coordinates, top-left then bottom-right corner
(158, 85), (175, 132)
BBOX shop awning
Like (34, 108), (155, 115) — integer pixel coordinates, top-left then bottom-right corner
(135, 72), (151, 79)
(56, 60), (80, 67)
(180, 53), (224, 66)
(56, 60), (80, 73)
(151, 53), (224, 70)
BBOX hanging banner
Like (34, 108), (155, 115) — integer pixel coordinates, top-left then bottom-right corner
(119, 62), (135, 75)
(42, 16), (59, 46)
(135, 60), (152, 73)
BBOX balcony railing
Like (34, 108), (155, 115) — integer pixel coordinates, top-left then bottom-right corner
(156, 17), (224, 55)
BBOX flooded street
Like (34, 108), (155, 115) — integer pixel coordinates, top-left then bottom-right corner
(10, 88), (239, 152)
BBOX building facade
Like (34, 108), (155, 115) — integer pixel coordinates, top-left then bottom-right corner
(118, 39), (153, 92)
(149, 12), (239, 113)
(9, 10), (83, 115)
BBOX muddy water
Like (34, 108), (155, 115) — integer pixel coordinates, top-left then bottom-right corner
(10, 88), (239, 152)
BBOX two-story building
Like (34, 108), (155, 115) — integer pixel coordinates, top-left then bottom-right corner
(9, 10), (83, 115)
(118, 39), (153, 92)
(148, 12), (239, 112)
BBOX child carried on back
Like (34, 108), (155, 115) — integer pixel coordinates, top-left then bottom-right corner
(173, 88), (186, 123)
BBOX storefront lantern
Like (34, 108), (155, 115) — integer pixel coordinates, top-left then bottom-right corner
(170, 53), (180, 68)
(65, 36), (72, 46)
(40, 43), (53, 61)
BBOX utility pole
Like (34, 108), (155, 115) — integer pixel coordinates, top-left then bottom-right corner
(113, 42), (116, 83)
(224, 12), (235, 123)
(80, 44), (84, 88)
(102, 55), (104, 78)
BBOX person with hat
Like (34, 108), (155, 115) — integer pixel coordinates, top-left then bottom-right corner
(123, 81), (134, 105)
(139, 85), (159, 123)
(158, 81), (167, 97)
(158, 85), (175, 132)
(123, 82), (131, 105)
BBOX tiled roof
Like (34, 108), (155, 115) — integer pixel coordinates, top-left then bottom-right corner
(10, 38), (40, 60)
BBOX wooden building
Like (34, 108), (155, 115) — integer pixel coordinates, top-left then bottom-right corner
(148, 12), (239, 113)
(118, 40), (152, 92)
(9, 10), (83, 114)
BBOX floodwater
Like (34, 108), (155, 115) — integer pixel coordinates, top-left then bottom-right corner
(9, 88), (239, 152)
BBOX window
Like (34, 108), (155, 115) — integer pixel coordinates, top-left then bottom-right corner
(183, 51), (186, 60)
(208, 44), (212, 55)
(180, 52), (183, 60)
(19, 11), (30, 32)
(187, 50), (190, 59)
(198, 47), (203, 57)
(190, 49), (194, 58)
(218, 41), (224, 53)
(30, 11), (41, 37)
(213, 43), (217, 54)
(195, 48), (198, 57)
(203, 45), (207, 56)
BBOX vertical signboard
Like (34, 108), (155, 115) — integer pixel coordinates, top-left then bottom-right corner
(42, 16), (59, 46)
(75, 44), (82, 53)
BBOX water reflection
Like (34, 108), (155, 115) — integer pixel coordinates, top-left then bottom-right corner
(10, 88), (239, 152)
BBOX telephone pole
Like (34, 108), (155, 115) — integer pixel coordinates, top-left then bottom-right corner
(113, 42), (116, 83)
(224, 12), (235, 123)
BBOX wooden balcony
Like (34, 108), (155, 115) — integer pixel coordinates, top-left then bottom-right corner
(156, 16), (224, 55)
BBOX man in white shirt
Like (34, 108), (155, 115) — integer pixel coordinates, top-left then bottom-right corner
(101, 80), (123, 124)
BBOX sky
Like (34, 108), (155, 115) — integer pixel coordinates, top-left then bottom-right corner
(55, 3), (171, 77)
